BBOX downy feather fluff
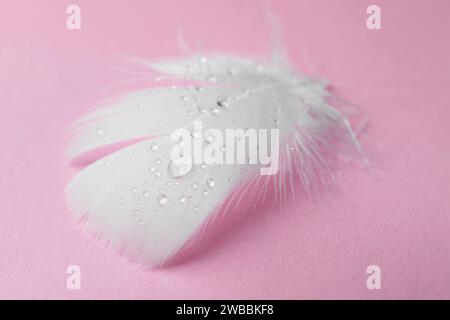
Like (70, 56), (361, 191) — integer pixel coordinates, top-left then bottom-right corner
(65, 54), (363, 268)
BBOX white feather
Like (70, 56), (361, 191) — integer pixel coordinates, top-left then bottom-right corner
(65, 55), (362, 267)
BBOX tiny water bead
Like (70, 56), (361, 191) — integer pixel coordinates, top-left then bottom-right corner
(202, 190), (208, 197)
(207, 178), (215, 189)
(104, 161), (111, 167)
(151, 144), (159, 151)
(96, 128), (104, 136)
(217, 95), (229, 108)
(143, 190), (150, 197)
(157, 195), (168, 206)
(210, 107), (220, 116)
(198, 107), (207, 114)
(154, 171), (161, 177)
(120, 197), (125, 203)
(149, 167), (156, 173)
(205, 134), (215, 144)
(155, 159), (161, 165)
(178, 196), (187, 204)
(191, 183), (199, 190)
(167, 159), (193, 178)
(138, 219), (145, 225)
(191, 130), (200, 138)
(227, 67), (238, 76)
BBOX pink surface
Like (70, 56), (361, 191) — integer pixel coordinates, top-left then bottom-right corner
(1, 0), (450, 299)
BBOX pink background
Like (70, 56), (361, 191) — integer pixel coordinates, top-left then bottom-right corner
(1, 0), (450, 299)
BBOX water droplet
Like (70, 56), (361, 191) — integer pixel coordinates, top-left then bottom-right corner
(202, 190), (208, 197)
(191, 130), (200, 138)
(155, 159), (161, 165)
(207, 76), (217, 82)
(133, 209), (140, 215)
(227, 67), (238, 76)
(151, 144), (159, 151)
(201, 164), (207, 170)
(157, 195), (168, 206)
(198, 107), (207, 114)
(167, 159), (193, 178)
(149, 167), (156, 173)
(137, 102), (144, 108)
(274, 119), (280, 125)
(179, 196), (187, 204)
(120, 197), (125, 203)
(194, 206), (199, 212)
(191, 183), (199, 190)
(228, 177), (233, 182)
(96, 128), (104, 136)
(217, 95), (229, 108)
(154, 171), (161, 177)
(205, 134), (215, 144)
(210, 107), (220, 115)
(143, 190), (150, 197)
(138, 219), (145, 225)
(207, 178), (215, 189)
(104, 161), (110, 167)
(275, 108), (281, 113)
(187, 109), (194, 116)
(133, 152), (139, 158)
(181, 95), (190, 102)
(132, 187), (138, 193)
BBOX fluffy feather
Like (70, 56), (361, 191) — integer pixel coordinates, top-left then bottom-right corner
(65, 55), (362, 267)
